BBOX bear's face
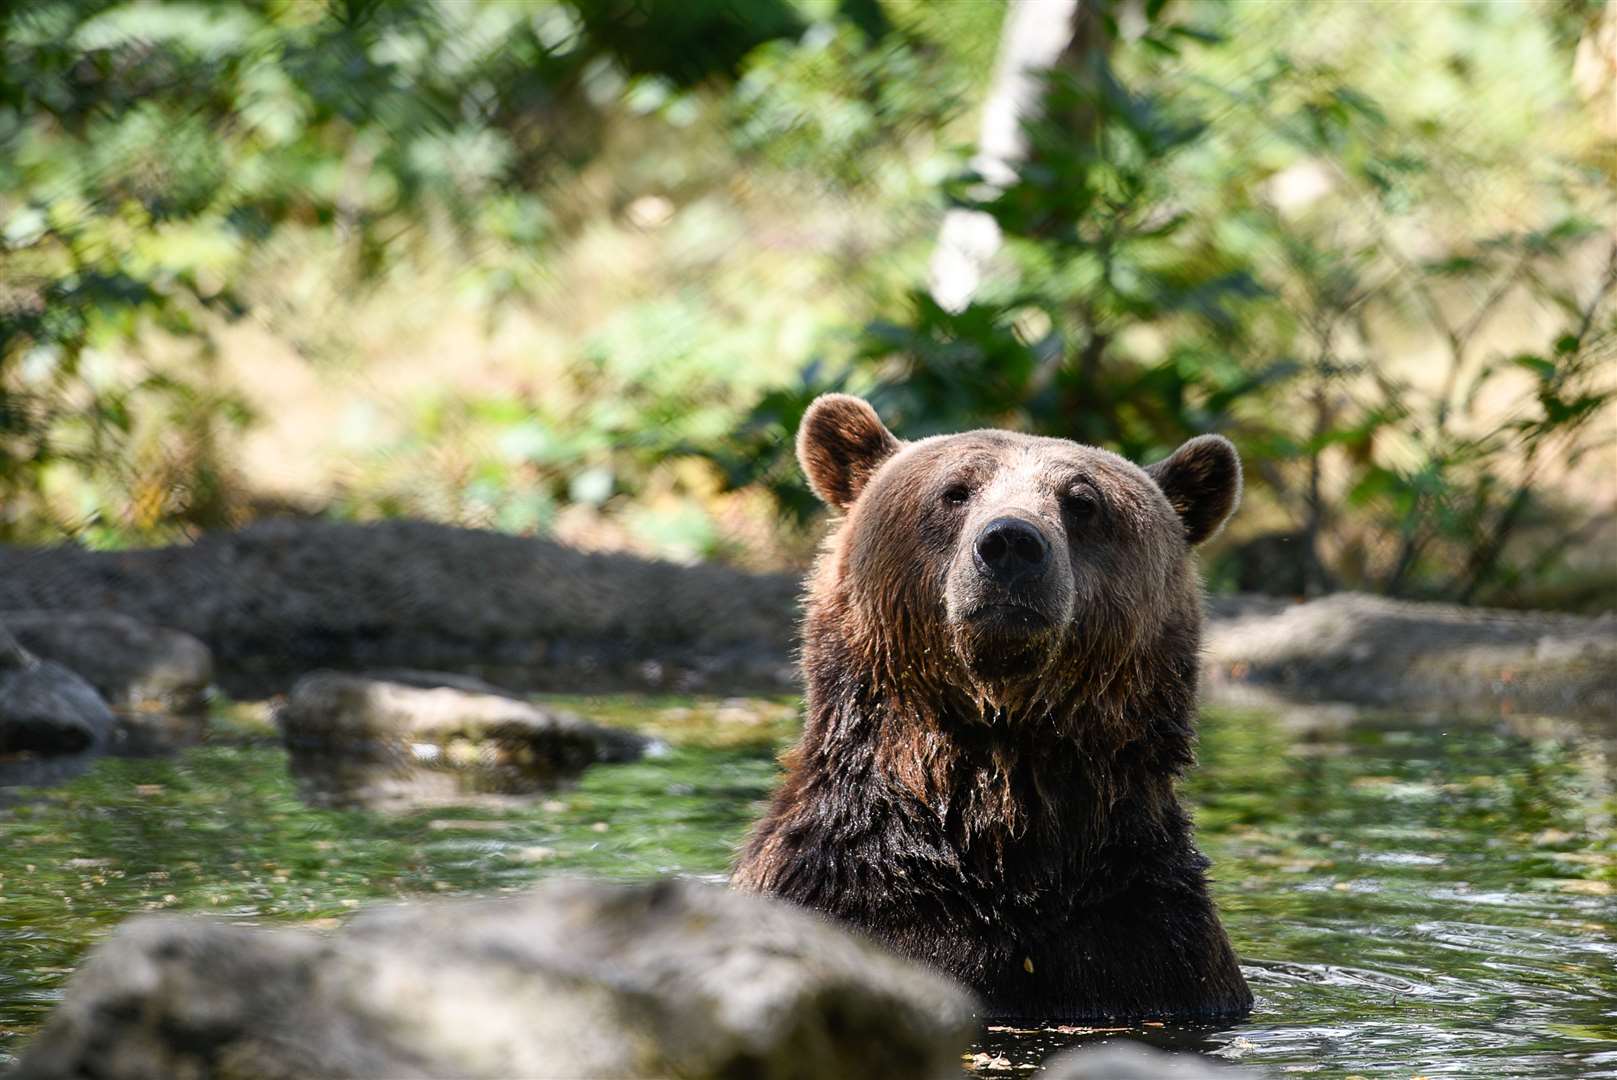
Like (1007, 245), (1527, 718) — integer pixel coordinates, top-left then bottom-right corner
(797, 395), (1241, 698)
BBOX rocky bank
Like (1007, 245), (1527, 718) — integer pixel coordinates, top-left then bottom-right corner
(2, 520), (1611, 717)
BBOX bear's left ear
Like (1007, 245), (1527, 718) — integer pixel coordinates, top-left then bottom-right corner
(1145, 434), (1242, 546)
(796, 394), (902, 510)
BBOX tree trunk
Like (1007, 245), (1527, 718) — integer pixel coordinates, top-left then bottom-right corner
(927, 0), (1085, 312)
(1574, 0), (1617, 138)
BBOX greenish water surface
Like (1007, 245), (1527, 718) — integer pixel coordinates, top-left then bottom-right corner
(1, 696), (1612, 1077)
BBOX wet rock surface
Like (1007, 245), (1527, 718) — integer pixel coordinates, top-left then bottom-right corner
(12, 877), (979, 1080)
(278, 671), (659, 809)
(1, 610), (212, 715)
(0, 624), (116, 757)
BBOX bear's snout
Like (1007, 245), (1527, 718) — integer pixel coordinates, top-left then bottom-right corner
(973, 516), (1050, 585)
(945, 507), (1076, 686)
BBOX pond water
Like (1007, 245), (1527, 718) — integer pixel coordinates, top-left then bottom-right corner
(1, 695), (1612, 1077)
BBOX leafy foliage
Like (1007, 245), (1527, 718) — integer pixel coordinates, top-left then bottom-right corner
(0, 0), (815, 542)
(715, 0), (1617, 605)
(1, 0), (1612, 605)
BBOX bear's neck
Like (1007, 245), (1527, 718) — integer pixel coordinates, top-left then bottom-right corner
(798, 618), (1200, 875)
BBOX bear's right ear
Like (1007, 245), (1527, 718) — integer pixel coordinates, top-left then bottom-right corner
(796, 394), (901, 510)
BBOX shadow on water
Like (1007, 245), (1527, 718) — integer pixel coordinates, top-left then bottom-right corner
(1, 695), (1613, 1077)
(282, 734), (606, 812)
(0, 713), (209, 805)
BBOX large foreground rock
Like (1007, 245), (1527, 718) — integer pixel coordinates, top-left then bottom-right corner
(0, 623), (116, 756)
(13, 877), (979, 1080)
(0, 519), (799, 696)
(1, 610), (212, 714)
(1206, 593), (1617, 717)
(278, 672), (657, 808)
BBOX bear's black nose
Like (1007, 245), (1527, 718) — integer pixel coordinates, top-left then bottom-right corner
(973, 516), (1050, 585)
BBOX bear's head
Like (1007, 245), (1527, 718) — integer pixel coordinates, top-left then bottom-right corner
(797, 394), (1240, 718)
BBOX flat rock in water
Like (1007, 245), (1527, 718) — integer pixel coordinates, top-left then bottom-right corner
(1042, 1040), (1260, 1078)
(0, 625), (116, 756)
(277, 672), (656, 807)
(2, 610), (213, 715)
(1204, 592), (1617, 717)
(12, 877), (979, 1080)
(279, 670), (651, 758)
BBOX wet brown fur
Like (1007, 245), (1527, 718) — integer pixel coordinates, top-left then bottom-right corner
(733, 395), (1252, 1021)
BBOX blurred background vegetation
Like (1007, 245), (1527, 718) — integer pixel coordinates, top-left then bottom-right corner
(1, 0), (1614, 609)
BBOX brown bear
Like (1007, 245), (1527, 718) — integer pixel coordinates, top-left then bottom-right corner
(732, 394), (1252, 1022)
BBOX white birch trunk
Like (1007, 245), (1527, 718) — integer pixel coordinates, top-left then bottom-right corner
(928, 0), (1083, 312)
(1573, 0), (1617, 137)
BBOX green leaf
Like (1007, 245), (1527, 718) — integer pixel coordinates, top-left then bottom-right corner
(1511, 354), (1556, 380)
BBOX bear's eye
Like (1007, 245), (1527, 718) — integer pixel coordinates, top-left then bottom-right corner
(941, 484), (972, 507)
(1063, 484), (1100, 521)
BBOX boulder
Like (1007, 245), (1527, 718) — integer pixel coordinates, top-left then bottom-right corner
(12, 877), (979, 1080)
(1, 610), (213, 714)
(1205, 592), (1617, 717)
(277, 671), (658, 808)
(0, 624), (116, 756)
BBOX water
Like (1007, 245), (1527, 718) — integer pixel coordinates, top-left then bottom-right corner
(980, 706), (1617, 1076)
(1, 695), (1612, 1076)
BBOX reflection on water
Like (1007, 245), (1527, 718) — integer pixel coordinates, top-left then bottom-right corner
(283, 733), (605, 812)
(0, 712), (208, 803)
(0, 696), (1612, 1077)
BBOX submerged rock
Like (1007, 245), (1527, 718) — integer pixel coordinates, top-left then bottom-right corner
(1043, 1040), (1260, 1077)
(13, 877), (978, 1080)
(278, 671), (657, 809)
(0, 624), (116, 756)
(2, 610), (213, 715)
